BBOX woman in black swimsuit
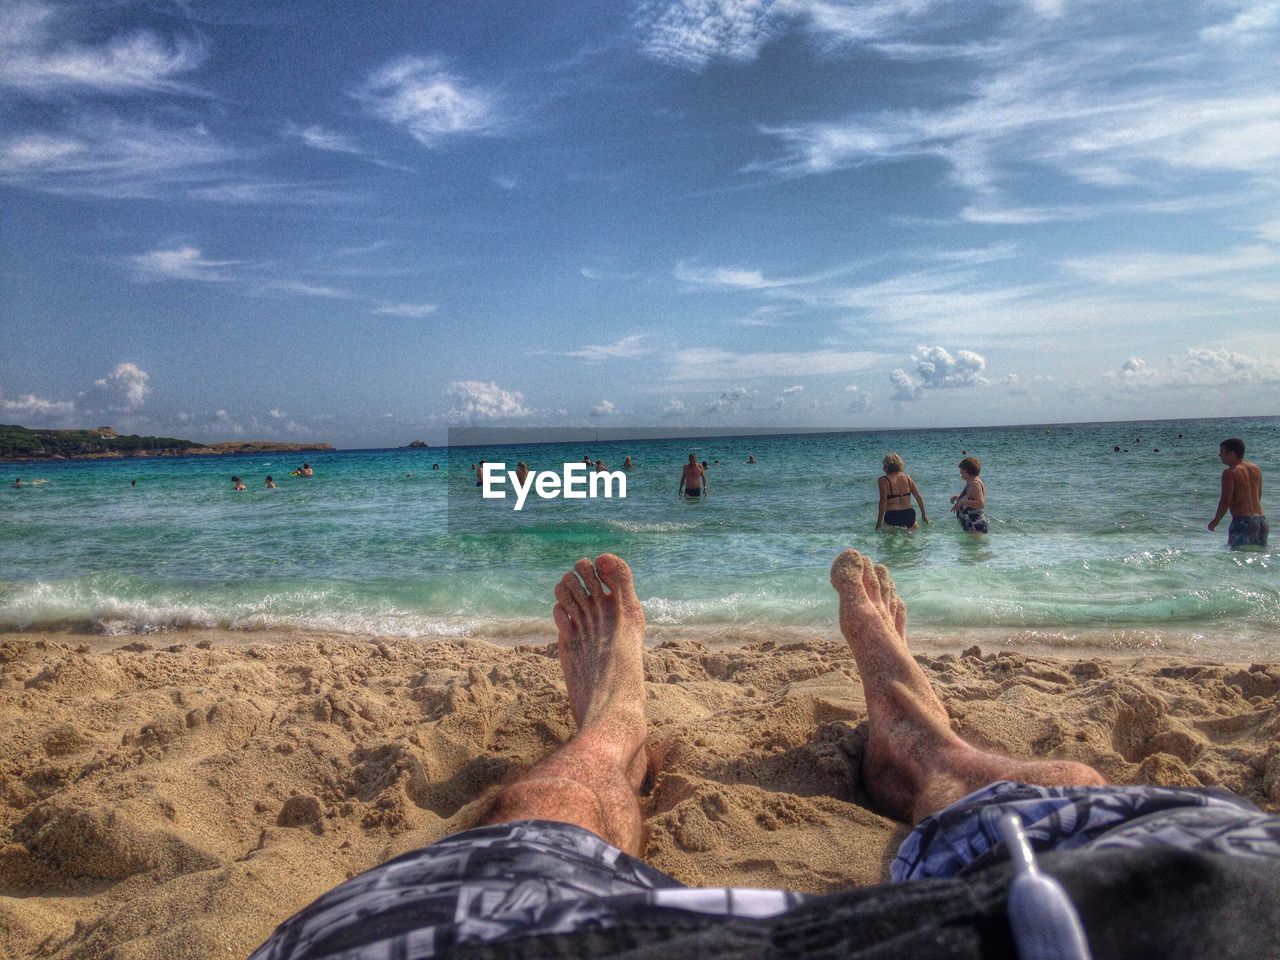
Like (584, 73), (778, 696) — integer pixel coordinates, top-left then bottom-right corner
(876, 452), (928, 531)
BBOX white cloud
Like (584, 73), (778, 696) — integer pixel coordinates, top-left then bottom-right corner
(889, 346), (988, 401)
(356, 56), (503, 146)
(913, 346), (988, 389)
(769, 384), (805, 409)
(0, 393), (76, 421)
(890, 368), (923, 401)
(1026, 0), (1067, 18)
(1116, 356), (1156, 382)
(374, 302), (438, 318)
(283, 123), (364, 155)
(83, 362), (150, 410)
(133, 246), (237, 282)
(494, 175), (518, 190)
(1169, 347), (1280, 385)
(267, 280), (353, 299)
(1200, 1), (1280, 44)
(673, 260), (850, 289)
(749, 14), (1280, 220)
(1001, 373), (1029, 395)
(706, 386), (753, 412)
(590, 400), (617, 418)
(444, 380), (531, 421)
(669, 347), (882, 381)
(1065, 245), (1280, 285)
(0, 2), (205, 95)
(0, 121), (237, 198)
(633, 0), (945, 69)
(184, 181), (356, 205)
(633, 0), (777, 68)
(567, 335), (651, 362)
(661, 398), (689, 417)
(3, 362), (152, 425)
(845, 385), (874, 411)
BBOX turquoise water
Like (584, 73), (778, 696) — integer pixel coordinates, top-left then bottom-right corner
(2, 417), (1276, 660)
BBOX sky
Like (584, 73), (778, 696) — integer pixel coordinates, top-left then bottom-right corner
(1, 0), (1278, 447)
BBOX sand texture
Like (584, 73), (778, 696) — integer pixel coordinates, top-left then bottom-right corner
(2, 631), (1279, 959)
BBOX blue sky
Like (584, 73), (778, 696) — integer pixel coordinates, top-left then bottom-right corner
(1, 0), (1278, 447)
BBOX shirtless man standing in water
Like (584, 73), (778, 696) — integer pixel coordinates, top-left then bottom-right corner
(678, 453), (706, 499)
(1208, 437), (1267, 549)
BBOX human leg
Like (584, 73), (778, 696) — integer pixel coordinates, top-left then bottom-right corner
(482, 553), (648, 856)
(828, 549), (1106, 826)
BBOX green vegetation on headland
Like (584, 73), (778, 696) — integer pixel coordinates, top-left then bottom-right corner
(0, 424), (334, 461)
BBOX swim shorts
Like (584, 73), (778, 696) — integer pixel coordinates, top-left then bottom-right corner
(955, 507), (989, 534)
(249, 781), (1280, 959)
(1227, 514), (1269, 549)
(685, 487), (702, 498)
(883, 508), (916, 528)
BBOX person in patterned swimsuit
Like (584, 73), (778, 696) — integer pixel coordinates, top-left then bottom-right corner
(251, 551), (1280, 960)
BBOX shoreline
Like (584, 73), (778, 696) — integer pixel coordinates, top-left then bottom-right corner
(2, 628), (1278, 957)
(2, 620), (1273, 665)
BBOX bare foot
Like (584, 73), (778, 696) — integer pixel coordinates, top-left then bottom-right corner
(553, 554), (648, 785)
(830, 549), (965, 821)
(830, 549), (1106, 822)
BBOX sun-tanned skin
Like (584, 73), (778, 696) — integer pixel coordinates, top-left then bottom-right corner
(828, 549), (1104, 823)
(483, 554), (649, 855)
(485, 550), (1105, 858)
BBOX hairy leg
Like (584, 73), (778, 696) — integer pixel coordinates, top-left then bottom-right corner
(484, 554), (648, 856)
(830, 549), (1106, 824)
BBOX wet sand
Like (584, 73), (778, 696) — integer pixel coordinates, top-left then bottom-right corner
(2, 629), (1278, 958)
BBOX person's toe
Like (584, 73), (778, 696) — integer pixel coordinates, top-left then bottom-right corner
(575, 557), (604, 600)
(553, 602), (574, 637)
(830, 549), (867, 593)
(555, 580), (583, 623)
(595, 553), (635, 597)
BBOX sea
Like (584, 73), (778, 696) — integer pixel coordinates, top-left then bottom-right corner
(2, 417), (1276, 662)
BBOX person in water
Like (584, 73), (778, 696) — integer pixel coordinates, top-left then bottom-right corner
(678, 453), (706, 499)
(12, 478), (22, 488)
(623, 456), (634, 470)
(265, 476), (277, 489)
(950, 456), (989, 534)
(877, 453), (927, 530)
(1208, 437), (1267, 549)
(515, 461), (530, 487)
(232, 476), (246, 491)
(747, 453), (757, 464)
(251, 551), (1280, 960)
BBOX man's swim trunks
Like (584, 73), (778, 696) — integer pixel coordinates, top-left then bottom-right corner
(249, 782), (1280, 959)
(684, 487), (702, 498)
(1228, 514), (1268, 549)
(955, 506), (989, 534)
(883, 508), (916, 528)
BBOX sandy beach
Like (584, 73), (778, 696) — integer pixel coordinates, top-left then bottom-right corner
(2, 628), (1278, 959)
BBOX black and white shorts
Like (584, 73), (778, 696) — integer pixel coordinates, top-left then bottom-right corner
(250, 781), (1280, 959)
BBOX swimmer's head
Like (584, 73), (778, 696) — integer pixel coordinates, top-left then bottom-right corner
(959, 456), (981, 477)
(882, 453), (904, 474)
(688, 453), (697, 463)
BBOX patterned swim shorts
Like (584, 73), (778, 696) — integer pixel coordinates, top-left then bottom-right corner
(1227, 514), (1269, 549)
(955, 506), (989, 534)
(250, 782), (1280, 959)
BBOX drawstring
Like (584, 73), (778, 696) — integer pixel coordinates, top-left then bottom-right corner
(998, 814), (1094, 960)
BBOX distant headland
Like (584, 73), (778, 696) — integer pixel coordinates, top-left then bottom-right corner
(0, 424), (334, 462)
